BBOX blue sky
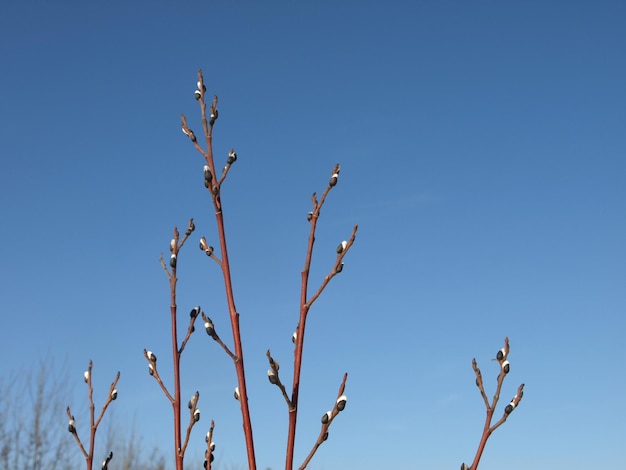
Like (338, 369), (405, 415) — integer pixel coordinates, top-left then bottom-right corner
(1, 1), (625, 469)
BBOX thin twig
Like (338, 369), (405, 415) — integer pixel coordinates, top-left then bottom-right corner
(266, 350), (294, 410)
(286, 166), (356, 470)
(299, 373), (348, 470)
(205, 420), (216, 470)
(466, 337), (524, 470)
(185, 69), (257, 469)
(67, 361), (119, 470)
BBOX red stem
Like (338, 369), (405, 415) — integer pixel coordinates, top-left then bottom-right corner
(286, 210), (318, 470)
(170, 260), (183, 470)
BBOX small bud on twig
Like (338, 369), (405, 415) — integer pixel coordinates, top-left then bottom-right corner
(170, 238), (176, 253)
(336, 395), (347, 411)
(199, 237), (214, 256)
(335, 263), (344, 273)
(68, 417), (76, 433)
(292, 331), (298, 343)
(110, 389), (118, 400)
(148, 364), (154, 376)
(188, 393), (198, 409)
(502, 361), (510, 374)
(329, 173), (338, 187)
(186, 219), (195, 236)
(194, 409), (201, 422)
(170, 254), (177, 268)
(204, 319), (216, 338)
(102, 451), (113, 470)
(336, 241), (348, 254)
(234, 387), (240, 401)
(268, 369), (278, 385)
(190, 306), (201, 318)
(496, 347), (506, 361)
(321, 411), (332, 424)
(227, 149), (237, 164)
(147, 351), (157, 362)
(83, 371), (90, 383)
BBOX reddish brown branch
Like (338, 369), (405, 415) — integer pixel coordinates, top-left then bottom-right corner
(187, 69), (257, 469)
(204, 420), (216, 470)
(202, 311), (238, 362)
(466, 337), (524, 470)
(286, 167), (356, 470)
(299, 373), (348, 470)
(67, 361), (119, 470)
(266, 350), (294, 410)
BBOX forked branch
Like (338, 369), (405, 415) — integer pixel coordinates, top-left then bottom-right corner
(462, 337), (525, 470)
(66, 361), (119, 470)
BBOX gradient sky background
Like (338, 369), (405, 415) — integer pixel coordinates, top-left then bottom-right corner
(1, 2), (625, 469)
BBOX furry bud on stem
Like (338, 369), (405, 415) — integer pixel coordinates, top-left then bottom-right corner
(496, 347), (506, 361)
(193, 409), (201, 422)
(83, 371), (90, 383)
(188, 394), (198, 409)
(234, 387), (240, 401)
(268, 369), (278, 385)
(337, 240), (348, 254)
(502, 360), (510, 374)
(189, 306), (201, 318)
(321, 411), (332, 424)
(110, 389), (118, 400)
(336, 395), (347, 411)
(170, 254), (177, 268)
(227, 149), (237, 165)
(68, 417), (76, 433)
(204, 319), (215, 338)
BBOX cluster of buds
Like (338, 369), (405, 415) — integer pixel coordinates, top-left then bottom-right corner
(195, 80), (206, 100)
(145, 350), (157, 376)
(101, 452), (113, 470)
(496, 346), (511, 374)
(209, 98), (218, 126)
(505, 392), (521, 415)
(204, 434), (216, 466)
(199, 237), (214, 257)
(320, 395), (348, 424)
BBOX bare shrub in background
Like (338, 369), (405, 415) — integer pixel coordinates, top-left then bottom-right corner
(0, 360), (75, 470)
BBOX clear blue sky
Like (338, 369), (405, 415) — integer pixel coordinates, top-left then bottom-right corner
(1, 2), (625, 469)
